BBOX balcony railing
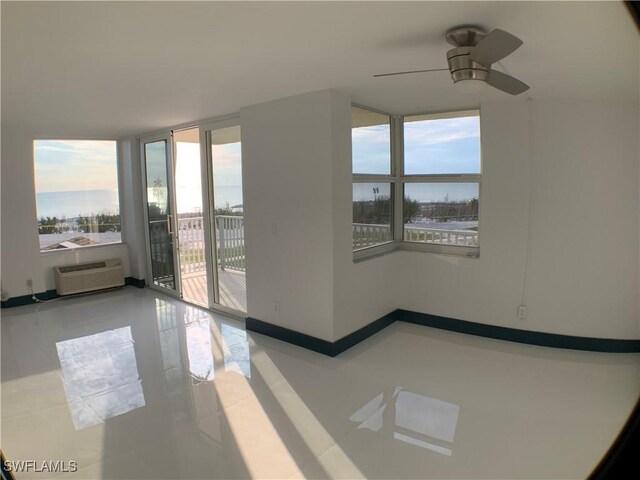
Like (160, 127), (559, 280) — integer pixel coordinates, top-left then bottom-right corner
(177, 215), (245, 274)
(352, 223), (478, 249)
(215, 215), (245, 272)
(404, 226), (478, 246)
(352, 223), (392, 249)
(177, 216), (206, 274)
(174, 217), (478, 275)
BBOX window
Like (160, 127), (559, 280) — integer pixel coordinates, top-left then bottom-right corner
(402, 112), (480, 250)
(351, 106), (391, 175)
(352, 107), (394, 251)
(352, 107), (481, 258)
(34, 140), (122, 251)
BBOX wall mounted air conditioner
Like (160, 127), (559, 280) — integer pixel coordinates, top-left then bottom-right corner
(54, 259), (125, 296)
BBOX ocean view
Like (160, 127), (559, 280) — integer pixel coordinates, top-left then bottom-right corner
(36, 189), (120, 218)
(212, 185), (244, 211)
(37, 186), (244, 219)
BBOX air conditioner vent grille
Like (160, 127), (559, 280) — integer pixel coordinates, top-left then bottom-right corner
(58, 262), (107, 274)
(54, 259), (124, 296)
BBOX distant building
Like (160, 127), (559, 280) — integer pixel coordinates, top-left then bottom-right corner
(41, 236), (101, 250)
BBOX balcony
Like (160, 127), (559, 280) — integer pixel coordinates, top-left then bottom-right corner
(177, 215), (246, 311)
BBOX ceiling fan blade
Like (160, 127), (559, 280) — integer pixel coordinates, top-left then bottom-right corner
(470, 29), (523, 67)
(487, 69), (529, 95)
(373, 68), (449, 78)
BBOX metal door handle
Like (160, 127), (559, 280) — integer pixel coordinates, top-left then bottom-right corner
(167, 214), (173, 234)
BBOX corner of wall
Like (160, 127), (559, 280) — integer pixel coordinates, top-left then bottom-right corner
(117, 135), (146, 281)
(241, 90), (337, 341)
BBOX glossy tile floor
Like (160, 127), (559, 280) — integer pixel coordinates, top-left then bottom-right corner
(2, 288), (639, 479)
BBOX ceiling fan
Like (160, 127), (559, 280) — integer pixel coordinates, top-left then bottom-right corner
(375, 26), (529, 95)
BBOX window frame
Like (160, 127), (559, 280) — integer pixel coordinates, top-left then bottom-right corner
(352, 107), (482, 262)
(401, 109), (481, 257)
(351, 104), (397, 260)
(33, 138), (125, 254)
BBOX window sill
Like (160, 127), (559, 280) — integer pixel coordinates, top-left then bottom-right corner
(353, 241), (399, 263)
(40, 241), (126, 255)
(353, 241), (479, 262)
(401, 241), (480, 258)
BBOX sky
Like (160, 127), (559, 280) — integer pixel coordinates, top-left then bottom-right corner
(404, 116), (480, 175)
(353, 116), (480, 175)
(211, 142), (243, 187)
(34, 140), (118, 193)
(352, 115), (480, 202)
(142, 139), (243, 213)
(174, 141), (243, 213)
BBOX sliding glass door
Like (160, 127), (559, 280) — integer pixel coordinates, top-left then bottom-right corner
(141, 134), (179, 293)
(204, 123), (246, 312)
(173, 127), (211, 307)
(140, 120), (246, 315)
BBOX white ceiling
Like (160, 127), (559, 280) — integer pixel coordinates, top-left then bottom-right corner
(2, 1), (637, 139)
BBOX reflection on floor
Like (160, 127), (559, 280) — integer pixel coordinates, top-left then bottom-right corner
(1, 288), (639, 479)
(181, 269), (247, 312)
(56, 327), (145, 430)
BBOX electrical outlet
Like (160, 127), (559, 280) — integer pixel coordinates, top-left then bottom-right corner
(26, 279), (33, 288)
(274, 301), (280, 314)
(517, 305), (527, 319)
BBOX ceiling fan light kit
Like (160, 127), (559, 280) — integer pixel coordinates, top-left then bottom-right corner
(453, 78), (488, 94)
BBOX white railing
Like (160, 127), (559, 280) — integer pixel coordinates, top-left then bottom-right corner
(216, 215), (245, 272)
(177, 215), (245, 274)
(177, 217), (478, 271)
(177, 216), (207, 274)
(404, 226), (478, 246)
(352, 223), (478, 249)
(352, 223), (392, 249)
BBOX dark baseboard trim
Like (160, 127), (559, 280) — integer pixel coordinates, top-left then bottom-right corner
(1, 289), (59, 308)
(125, 277), (146, 288)
(246, 314), (395, 357)
(246, 317), (337, 356)
(246, 309), (640, 357)
(392, 309), (640, 353)
(334, 314), (396, 355)
(0, 278), (145, 309)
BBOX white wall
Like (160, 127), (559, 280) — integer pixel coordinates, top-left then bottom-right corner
(1, 127), (131, 298)
(241, 89), (397, 341)
(240, 91), (639, 342)
(525, 99), (639, 338)
(394, 99), (640, 340)
(241, 90), (337, 341)
(329, 91), (398, 339)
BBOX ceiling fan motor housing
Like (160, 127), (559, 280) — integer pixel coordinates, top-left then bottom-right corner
(446, 46), (490, 83)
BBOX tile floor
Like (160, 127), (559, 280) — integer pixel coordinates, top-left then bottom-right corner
(1, 287), (639, 479)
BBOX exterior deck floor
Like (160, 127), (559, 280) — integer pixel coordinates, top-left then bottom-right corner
(181, 269), (246, 312)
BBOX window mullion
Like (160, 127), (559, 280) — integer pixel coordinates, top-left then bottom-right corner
(393, 115), (404, 242)
(352, 175), (395, 183)
(402, 174), (481, 183)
